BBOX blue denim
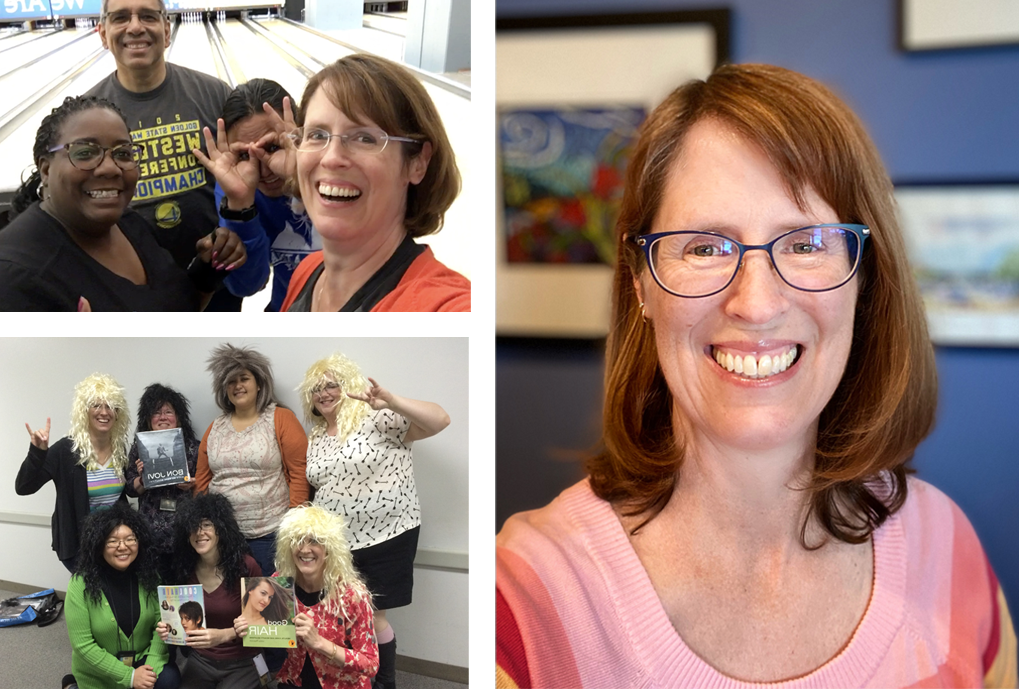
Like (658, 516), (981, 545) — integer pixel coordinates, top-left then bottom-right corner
(246, 532), (277, 577)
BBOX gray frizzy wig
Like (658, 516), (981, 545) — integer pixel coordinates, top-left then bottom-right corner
(206, 344), (280, 414)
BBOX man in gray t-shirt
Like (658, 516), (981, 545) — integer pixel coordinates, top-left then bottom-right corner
(86, 0), (241, 309)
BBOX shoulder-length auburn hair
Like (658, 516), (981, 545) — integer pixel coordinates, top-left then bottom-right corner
(590, 63), (938, 546)
(295, 54), (461, 238)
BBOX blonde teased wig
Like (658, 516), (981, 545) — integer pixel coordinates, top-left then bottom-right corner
(275, 504), (371, 619)
(70, 373), (131, 474)
(297, 353), (371, 443)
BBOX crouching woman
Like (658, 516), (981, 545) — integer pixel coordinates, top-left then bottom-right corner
(65, 503), (178, 689)
(236, 504), (378, 689)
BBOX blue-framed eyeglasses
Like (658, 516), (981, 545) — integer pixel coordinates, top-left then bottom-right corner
(632, 224), (870, 298)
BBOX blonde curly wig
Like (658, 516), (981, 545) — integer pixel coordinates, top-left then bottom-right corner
(70, 373), (131, 474)
(275, 504), (371, 619)
(297, 353), (371, 443)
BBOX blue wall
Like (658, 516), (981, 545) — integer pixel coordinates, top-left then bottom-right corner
(496, 0), (1019, 632)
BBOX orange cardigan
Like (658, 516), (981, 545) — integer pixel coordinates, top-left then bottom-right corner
(280, 247), (471, 312)
(195, 406), (309, 507)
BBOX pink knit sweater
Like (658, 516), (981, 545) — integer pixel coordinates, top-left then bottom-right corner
(496, 477), (1017, 688)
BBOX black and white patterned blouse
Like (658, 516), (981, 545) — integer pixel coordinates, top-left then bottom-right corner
(307, 409), (421, 549)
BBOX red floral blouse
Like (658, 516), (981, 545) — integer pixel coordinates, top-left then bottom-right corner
(276, 584), (379, 689)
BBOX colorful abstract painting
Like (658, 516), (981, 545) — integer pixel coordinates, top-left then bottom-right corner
(500, 107), (645, 264)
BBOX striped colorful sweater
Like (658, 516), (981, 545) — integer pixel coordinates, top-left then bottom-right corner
(497, 478), (1017, 688)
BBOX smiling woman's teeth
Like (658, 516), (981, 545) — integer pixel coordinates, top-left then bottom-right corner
(86, 190), (119, 198)
(318, 183), (360, 200)
(714, 346), (798, 379)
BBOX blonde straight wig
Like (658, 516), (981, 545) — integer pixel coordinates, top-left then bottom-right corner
(275, 504), (371, 619)
(70, 373), (131, 474)
(297, 353), (371, 443)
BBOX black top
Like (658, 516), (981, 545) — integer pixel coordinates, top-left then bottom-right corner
(15, 439), (126, 561)
(295, 584), (325, 689)
(0, 202), (201, 311)
(84, 63), (231, 271)
(287, 235), (426, 312)
(101, 567), (141, 641)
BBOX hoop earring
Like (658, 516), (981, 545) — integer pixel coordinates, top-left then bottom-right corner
(639, 302), (648, 324)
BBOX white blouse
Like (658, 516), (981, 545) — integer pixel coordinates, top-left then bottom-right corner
(307, 409), (421, 549)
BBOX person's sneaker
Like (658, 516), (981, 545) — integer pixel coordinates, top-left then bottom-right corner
(60, 674), (76, 689)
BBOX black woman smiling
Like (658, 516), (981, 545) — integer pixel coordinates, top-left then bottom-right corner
(0, 95), (248, 311)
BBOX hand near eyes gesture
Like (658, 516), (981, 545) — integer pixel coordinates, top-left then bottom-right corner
(25, 418), (50, 451)
(193, 118), (260, 210)
(249, 97), (298, 184)
(346, 378), (395, 411)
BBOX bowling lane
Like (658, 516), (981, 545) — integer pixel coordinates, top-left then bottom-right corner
(0, 27), (61, 53)
(216, 18), (311, 100)
(259, 18), (369, 64)
(0, 27), (87, 69)
(0, 29), (103, 121)
(362, 12), (406, 36)
(167, 18), (222, 79)
(0, 40), (116, 193)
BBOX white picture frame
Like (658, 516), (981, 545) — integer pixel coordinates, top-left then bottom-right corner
(897, 182), (1019, 345)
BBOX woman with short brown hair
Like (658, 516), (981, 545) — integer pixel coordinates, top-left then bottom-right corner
(279, 54), (469, 312)
(496, 64), (1016, 688)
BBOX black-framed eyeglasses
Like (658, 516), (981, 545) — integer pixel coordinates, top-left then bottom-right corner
(288, 127), (422, 155)
(632, 224), (870, 298)
(102, 9), (166, 26)
(47, 142), (142, 171)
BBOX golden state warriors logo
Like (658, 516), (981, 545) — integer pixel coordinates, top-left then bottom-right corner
(155, 201), (182, 228)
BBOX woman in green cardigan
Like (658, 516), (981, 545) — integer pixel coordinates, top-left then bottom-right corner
(65, 504), (179, 689)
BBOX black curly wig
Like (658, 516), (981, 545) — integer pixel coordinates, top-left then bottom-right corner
(12, 95), (128, 217)
(76, 503), (160, 606)
(170, 493), (253, 588)
(135, 383), (199, 446)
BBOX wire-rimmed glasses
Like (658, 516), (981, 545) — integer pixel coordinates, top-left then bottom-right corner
(47, 142), (142, 171)
(105, 536), (138, 549)
(289, 127), (421, 156)
(311, 381), (341, 400)
(632, 224), (870, 298)
(102, 9), (166, 26)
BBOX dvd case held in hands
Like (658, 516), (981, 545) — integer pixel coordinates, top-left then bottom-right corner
(158, 585), (205, 646)
(241, 576), (297, 648)
(137, 428), (190, 488)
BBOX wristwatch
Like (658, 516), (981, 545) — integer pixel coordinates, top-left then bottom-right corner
(219, 196), (258, 222)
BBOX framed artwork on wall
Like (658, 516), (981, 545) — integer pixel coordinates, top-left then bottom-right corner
(496, 10), (730, 337)
(899, 0), (1019, 51)
(896, 181), (1019, 346)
